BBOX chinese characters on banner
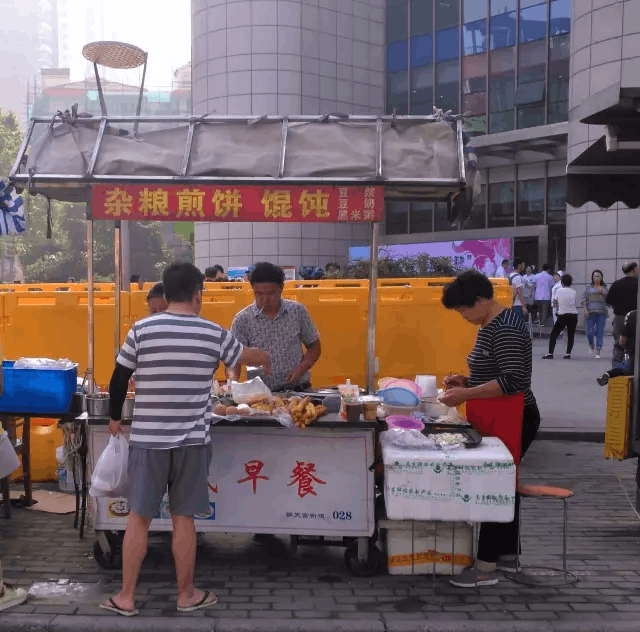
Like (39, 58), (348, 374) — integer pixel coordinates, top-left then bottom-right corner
(91, 184), (384, 223)
(233, 459), (326, 499)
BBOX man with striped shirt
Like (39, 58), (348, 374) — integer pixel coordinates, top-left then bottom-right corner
(103, 262), (270, 616)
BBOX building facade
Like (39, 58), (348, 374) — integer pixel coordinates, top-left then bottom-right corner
(191, 0), (385, 273)
(566, 0), (640, 292)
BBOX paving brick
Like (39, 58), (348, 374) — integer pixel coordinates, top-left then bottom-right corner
(513, 611), (559, 620)
(33, 605), (79, 615)
(294, 610), (335, 618)
(250, 610), (293, 618)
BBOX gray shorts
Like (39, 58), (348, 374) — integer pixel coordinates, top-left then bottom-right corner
(127, 444), (212, 520)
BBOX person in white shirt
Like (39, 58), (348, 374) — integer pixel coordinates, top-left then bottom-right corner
(534, 264), (556, 326)
(509, 258), (527, 320)
(551, 271), (563, 324)
(495, 259), (509, 278)
(523, 266), (537, 317)
(543, 274), (578, 360)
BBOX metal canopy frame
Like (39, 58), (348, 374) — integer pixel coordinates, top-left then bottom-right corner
(10, 113), (471, 395)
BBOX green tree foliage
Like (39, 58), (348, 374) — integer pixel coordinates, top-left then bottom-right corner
(0, 109), (22, 180)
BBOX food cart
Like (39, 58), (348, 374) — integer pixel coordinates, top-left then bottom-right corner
(10, 108), (477, 574)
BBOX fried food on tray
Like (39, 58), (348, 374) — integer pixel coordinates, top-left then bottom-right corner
(288, 397), (328, 428)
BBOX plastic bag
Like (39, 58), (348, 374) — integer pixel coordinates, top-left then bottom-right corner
(14, 357), (76, 370)
(230, 377), (272, 405)
(380, 428), (436, 450)
(89, 435), (129, 497)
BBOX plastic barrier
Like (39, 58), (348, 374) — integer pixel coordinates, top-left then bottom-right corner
(1, 291), (130, 389)
(10, 419), (63, 482)
(282, 285), (369, 386)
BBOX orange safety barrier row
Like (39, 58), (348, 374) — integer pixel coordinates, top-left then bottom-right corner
(0, 279), (513, 389)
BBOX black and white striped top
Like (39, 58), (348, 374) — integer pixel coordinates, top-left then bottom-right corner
(467, 309), (536, 406)
(117, 312), (243, 449)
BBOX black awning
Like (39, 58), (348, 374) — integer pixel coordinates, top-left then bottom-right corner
(573, 84), (640, 125)
(567, 134), (640, 208)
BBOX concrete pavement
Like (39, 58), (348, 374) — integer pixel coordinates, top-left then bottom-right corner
(2, 440), (640, 631)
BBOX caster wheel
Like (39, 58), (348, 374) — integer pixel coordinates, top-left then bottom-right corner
(93, 531), (123, 570)
(344, 542), (384, 577)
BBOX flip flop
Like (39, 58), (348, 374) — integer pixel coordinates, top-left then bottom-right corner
(99, 597), (139, 617)
(176, 591), (218, 613)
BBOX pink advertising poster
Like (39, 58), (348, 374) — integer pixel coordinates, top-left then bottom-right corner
(349, 239), (511, 276)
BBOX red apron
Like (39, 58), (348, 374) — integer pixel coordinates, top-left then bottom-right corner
(465, 393), (525, 464)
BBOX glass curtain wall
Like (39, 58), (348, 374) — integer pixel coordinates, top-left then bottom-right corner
(386, 0), (570, 130)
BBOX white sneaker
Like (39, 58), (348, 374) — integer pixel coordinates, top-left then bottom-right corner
(596, 354), (601, 359)
(588, 347), (593, 355)
(0, 583), (27, 612)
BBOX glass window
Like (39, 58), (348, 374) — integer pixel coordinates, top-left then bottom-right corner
(387, 0), (409, 42)
(463, 53), (487, 92)
(411, 0), (433, 35)
(548, 34), (569, 123)
(385, 203), (409, 235)
(387, 71), (409, 114)
(519, 3), (548, 43)
(490, 11), (516, 49)
(548, 223), (566, 271)
(388, 40), (409, 72)
(464, 91), (487, 115)
(410, 203), (433, 233)
(463, 19), (487, 55)
(436, 27), (459, 62)
(518, 40), (547, 84)
(411, 32), (433, 67)
(434, 202), (454, 231)
(520, 0), (546, 6)
(547, 176), (566, 224)
(463, 0), (487, 22)
(515, 80), (545, 105)
(436, 0), (458, 29)
(463, 54), (487, 134)
(489, 182), (515, 227)
(436, 59), (459, 112)
(412, 66), (434, 113)
(550, 0), (571, 36)
(490, 76), (515, 113)
(518, 104), (545, 128)
(463, 184), (487, 229)
(465, 115), (487, 135)
(491, 0), (516, 15)
(489, 46), (515, 133)
(517, 179), (545, 225)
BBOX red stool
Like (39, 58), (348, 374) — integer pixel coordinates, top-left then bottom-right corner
(510, 484), (577, 585)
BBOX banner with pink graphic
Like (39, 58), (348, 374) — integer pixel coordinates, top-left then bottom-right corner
(349, 239), (511, 276)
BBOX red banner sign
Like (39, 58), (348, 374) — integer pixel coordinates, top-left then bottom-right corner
(91, 184), (384, 223)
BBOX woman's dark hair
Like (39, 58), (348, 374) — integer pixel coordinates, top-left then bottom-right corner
(162, 262), (204, 303)
(130, 274), (140, 283)
(561, 274), (573, 287)
(442, 270), (494, 309)
(146, 282), (164, 301)
(591, 269), (607, 287)
(250, 261), (285, 287)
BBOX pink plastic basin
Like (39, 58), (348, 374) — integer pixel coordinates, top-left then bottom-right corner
(386, 415), (425, 431)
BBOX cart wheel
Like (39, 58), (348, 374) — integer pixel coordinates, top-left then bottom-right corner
(93, 532), (123, 570)
(344, 542), (384, 577)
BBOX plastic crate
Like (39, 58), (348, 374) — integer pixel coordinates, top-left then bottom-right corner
(604, 376), (633, 460)
(0, 361), (78, 414)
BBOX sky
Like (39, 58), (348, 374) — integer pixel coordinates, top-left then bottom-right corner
(63, 0), (191, 89)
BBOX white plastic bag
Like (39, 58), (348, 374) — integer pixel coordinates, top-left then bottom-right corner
(380, 428), (436, 450)
(230, 377), (272, 405)
(89, 435), (129, 497)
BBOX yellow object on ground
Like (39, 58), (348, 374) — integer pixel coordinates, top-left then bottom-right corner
(604, 376), (633, 460)
(10, 419), (63, 482)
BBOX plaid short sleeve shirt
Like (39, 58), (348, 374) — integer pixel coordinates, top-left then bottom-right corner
(230, 299), (320, 390)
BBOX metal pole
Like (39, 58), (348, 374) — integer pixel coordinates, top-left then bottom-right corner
(114, 221), (121, 360)
(133, 53), (148, 137)
(93, 62), (108, 117)
(366, 222), (380, 393)
(87, 210), (95, 396)
(121, 221), (131, 289)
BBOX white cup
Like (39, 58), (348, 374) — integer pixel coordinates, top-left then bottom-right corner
(415, 374), (438, 398)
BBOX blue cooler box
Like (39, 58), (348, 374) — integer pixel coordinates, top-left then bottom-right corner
(0, 361), (78, 414)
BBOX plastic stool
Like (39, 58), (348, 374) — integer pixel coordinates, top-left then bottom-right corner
(509, 484), (578, 586)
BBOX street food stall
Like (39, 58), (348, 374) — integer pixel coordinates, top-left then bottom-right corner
(9, 108), (480, 574)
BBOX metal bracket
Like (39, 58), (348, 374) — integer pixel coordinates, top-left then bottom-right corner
(87, 119), (107, 177)
(278, 117), (289, 179)
(180, 121), (196, 177)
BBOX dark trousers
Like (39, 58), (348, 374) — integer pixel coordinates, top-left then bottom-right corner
(613, 315), (626, 368)
(476, 402), (541, 563)
(536, 300), (550, 326)
(549, 313), (578, 355)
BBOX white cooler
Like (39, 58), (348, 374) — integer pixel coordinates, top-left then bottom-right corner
(380, 519), (473, 575)
(383, 436), (516, 523)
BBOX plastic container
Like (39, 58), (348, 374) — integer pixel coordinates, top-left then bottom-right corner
(0, 431), (20, 479)
(0, 361), (77, 413)
(381, 403), (419, 417)
(415, 375), (438, 398)
(381, 519), (473, 575)
(361, 396), (381, 421)
(10, 419), (63, 482)
(339, 379), (359, 420)
(377, 387), (420, 407)
(386, 415), (425, 431)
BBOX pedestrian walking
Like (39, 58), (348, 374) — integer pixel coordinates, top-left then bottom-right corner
(523, 266), (537, 320)
(509, 258), (527, 320)
(533, 264), (555, 326)
(543, 274), (578, 360)
(606, 262), (638, 369)
(551, 271), (563, 325)
(583, 269), (608, 359)
(102, 262), (271, 616)
(597, 309), (637, 386)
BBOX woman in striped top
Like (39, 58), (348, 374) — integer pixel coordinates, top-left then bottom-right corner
(439, 270), (540, 588)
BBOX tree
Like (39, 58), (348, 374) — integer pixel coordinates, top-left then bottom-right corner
(0, 109), (21, 180)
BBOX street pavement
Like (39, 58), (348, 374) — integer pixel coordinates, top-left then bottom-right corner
(2, 440), (640, 632)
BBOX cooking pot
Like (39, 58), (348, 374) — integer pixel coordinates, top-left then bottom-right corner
(86, 393), (110, 417)
(122, 394), (135, 420)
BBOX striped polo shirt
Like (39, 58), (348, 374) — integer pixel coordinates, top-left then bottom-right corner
(467, 309), (536, 407)
(117, 312), (243, 449)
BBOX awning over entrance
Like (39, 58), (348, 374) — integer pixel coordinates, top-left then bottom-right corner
(566, 85), (640, 208)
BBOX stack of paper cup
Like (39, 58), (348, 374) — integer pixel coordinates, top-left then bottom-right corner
(415, 375), (438, 398)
